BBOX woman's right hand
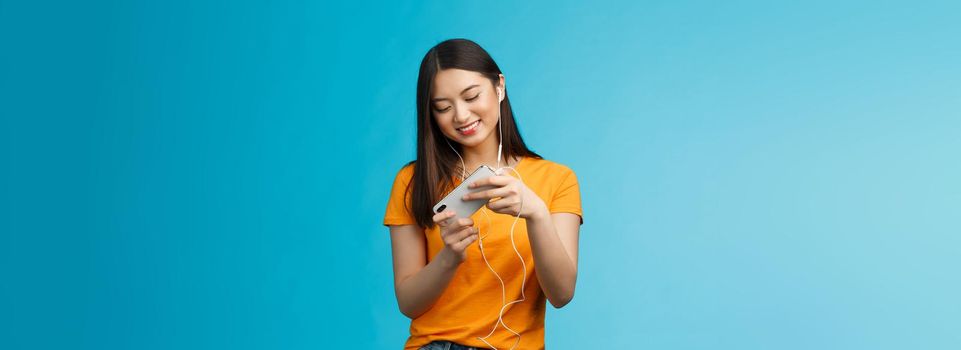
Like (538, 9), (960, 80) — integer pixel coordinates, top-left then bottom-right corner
(433, 210), (478, 265)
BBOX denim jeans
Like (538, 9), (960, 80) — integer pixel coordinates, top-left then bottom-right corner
(418, 340), (490, 350)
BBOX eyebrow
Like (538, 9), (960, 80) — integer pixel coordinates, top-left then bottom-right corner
(431, 84), (480, 103)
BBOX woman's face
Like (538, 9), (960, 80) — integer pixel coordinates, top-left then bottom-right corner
(431, 69), (504, 149)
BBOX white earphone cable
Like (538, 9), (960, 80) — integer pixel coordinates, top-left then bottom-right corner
(443, 87), (526, 350)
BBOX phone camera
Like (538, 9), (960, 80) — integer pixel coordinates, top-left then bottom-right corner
(436, 204), (446, 213)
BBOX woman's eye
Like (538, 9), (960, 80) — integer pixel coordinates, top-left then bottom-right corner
(437, 106), (451, 112)
(465, 94), (480, 101)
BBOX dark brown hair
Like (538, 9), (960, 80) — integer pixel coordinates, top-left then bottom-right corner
(406, 38), (541, 228)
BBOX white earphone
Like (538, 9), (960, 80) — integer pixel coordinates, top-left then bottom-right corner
(496, 87), (504, 169)
(443, 83), (527, 350)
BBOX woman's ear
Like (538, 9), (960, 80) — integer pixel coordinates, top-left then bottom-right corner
(497, 74), (506, 102)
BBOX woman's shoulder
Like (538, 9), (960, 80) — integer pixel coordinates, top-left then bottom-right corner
(522, 156), (576, 175)
(520, 157), (578, 188)
(397, 161), (416, 173)
(388, 161), (416, 185)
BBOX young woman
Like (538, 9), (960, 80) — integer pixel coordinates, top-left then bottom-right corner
(383, 39), (583, 350)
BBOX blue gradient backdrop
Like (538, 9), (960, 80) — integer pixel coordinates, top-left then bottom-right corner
(2, 1), (959, 349)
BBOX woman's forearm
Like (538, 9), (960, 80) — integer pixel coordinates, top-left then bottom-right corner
(395, 248), (462, 319)
(526, 210), (577, 308)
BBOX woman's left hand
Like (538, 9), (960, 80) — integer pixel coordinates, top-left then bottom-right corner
(461, 170), (548, 220)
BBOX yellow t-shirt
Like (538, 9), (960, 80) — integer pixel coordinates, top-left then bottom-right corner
(383, 157), (583, 350)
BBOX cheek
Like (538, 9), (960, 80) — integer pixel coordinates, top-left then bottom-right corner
(433, 113), (448, 127)
(481, 103), (500, 122)
(434, 114), (456, 134)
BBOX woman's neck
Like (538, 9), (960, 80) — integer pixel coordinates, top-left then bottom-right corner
(455, 133), (520, 176)
(460, 146), (519, 173)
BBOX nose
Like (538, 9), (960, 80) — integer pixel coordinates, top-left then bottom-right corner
(453, 102), (471, 124)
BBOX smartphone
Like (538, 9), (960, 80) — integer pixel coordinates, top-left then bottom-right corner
(432, 165), (498, 219)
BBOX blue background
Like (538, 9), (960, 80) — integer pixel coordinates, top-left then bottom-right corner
(2, 0), (959, 349)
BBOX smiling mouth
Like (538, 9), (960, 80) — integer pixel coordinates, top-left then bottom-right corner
(456, 120), (481, 134)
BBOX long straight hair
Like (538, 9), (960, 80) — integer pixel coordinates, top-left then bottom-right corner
(407, 38), (541, 229)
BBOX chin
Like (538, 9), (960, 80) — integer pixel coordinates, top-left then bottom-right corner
(460, 131), (495, 148)
(453, 137), (483, 148)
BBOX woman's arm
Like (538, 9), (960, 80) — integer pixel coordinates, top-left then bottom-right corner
(526, 211), (580, 308)
(462, 174), (582, 309)
(388, 224), (470, 319)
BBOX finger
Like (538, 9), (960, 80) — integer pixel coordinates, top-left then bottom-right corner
(446, 226), (476, 243)
(432, 210), (455, 222)
(442, 226), (475, 246)
(455, 217), (474, 228)
(462, 187), (513, 201)
(442, 221), (473, 236)
(442, 218), (474, 235)
(487, 199), (519, 212)
(469, 175), (512, 189)
(452, 232), (479, 252)
(433, 210), (457, 226)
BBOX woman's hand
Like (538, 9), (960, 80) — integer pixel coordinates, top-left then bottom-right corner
(432, 210), (478, 265)
(461, 170), (549, 220)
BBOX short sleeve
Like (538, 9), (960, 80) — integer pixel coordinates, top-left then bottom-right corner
(549, 167), (583, 224)
(383, 165), (417, 226)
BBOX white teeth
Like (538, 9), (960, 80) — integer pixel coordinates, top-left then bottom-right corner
(458, 120), (480, 131)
